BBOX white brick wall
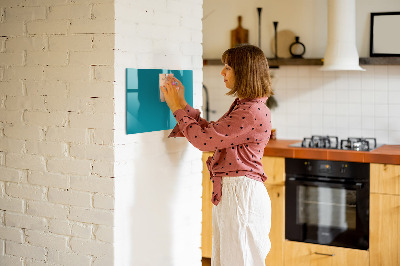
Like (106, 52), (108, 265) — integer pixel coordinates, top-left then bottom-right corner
(1, 0), (204, 265)
(114, 0), (203, 265)
(0, 0), (115, 265)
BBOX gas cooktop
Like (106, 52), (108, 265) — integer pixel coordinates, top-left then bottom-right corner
(289, 135), (382, 151)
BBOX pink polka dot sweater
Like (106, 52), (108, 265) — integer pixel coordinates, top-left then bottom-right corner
(169, 97), (272, 206)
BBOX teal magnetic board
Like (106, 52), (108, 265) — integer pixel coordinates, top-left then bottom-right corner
(126, 68), (193, 135)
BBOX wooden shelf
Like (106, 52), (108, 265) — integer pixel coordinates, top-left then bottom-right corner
(203, 58), (323, 67)
(203, 57), (400, 67)
(359, 57), (400, 65)
(268, 58), (322, 67)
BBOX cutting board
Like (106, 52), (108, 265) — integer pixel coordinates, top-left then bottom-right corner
(231, 16), (249, 48)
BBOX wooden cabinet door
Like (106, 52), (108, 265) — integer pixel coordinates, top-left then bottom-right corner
(284, 241), (369, 266)
(264, 184), (284, 266)
(370, 163), (400, 195)
(262, 156), (285, 186)
(201, 152), (213, 258)
(370, 193), (400, 266)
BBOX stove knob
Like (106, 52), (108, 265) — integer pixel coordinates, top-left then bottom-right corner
(340, 164), (347, 174)
(305, 162), (312, 171)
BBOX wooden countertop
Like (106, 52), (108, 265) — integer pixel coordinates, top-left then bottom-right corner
(263, 139), (400, 165)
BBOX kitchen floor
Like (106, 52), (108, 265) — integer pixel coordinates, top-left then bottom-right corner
(202, 257), (211, 266)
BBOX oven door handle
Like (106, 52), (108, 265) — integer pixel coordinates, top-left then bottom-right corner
(287, 177), (364, 189)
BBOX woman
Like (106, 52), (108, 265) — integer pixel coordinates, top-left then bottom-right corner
(161, 44), (273, 266)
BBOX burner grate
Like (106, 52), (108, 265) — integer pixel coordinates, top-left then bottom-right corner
(296, 136), (378, 151)
(340, 137), (377, 151)
(301, 135), (339, 149)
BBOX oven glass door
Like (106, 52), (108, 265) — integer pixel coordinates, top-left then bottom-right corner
(286, 179), (369, 250)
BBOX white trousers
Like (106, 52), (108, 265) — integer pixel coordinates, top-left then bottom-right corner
(212, 176), (271, 266)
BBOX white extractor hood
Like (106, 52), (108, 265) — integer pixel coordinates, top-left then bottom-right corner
(320, 0), (365, 71)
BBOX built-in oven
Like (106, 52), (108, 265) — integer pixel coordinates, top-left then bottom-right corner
(285, 158), (369, 250)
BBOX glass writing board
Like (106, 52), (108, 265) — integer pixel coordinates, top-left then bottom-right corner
(126, 68), (193, 134)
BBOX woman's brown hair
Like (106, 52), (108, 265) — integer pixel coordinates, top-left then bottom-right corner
(221, 44), (273, 99)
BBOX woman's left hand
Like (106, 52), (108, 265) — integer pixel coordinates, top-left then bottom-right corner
(160, 78), (185, 113)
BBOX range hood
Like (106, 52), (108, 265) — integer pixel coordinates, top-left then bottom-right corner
(320, 0), (365, 71)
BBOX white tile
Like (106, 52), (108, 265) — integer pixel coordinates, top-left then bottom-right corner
(296, 127), (312, 138)
(322, 127), (337, 135)
(323, 103), (336, 115)
(297, 102), (312, 115)
(287, 113), (300, 127)
(286, 100), (301, 114)
(336, 115), (348, 128)
(311, 127), (324, 136)
(286, 77), (299, 89)
(362, 65), (375, 74)
(323, 115), (336, 129)
(323, 87), (336, 103)
(298, 67), (311, 78)
(388, 131), (400, 144)
(388, 104), (400, 117)
(388, 117), (400, 131)
(374, 90), (388, 104)
(274, 127), (287, 139)
(336, 103), (349, 116)
(272, 76), (286, 90)
(310, 77), (324, 89)
(311, 87), (323, 101)
(348, 76), (362, 91)
(348, 103), (362, 116)
(336, 90), (349, 103)
(374, 78), (388, 91)
(348, 70), (362, 81)
(336, 128), (349, 140)
(310, 66), (324, 77)
(285, 126), (301, 139)
(388, 76), (400, 91)
(362, 116), (375, 130)
(361, 129), (375, 138)
(311, 102), (324, 113)
(374, 117), (389, 129)
(375, 104), (389, 117)
(274, 68), (287, 80)
(311, 114), (324, 129)
(349, 128), (362, 137)
(298, 77), (311, 89)
(348, 116), (362, 129)
(374, 130), (389, 144)
(335, 73), (349, 90)
(388, 65), (400, 76)
(361, 104), (375, 116)
(374, 65), (388, 78)
(388, 91), (400, 104)
(361, 75), (374, 91)
(322, 70), (335, 78)
(362, 90), (375, 104)
(285, 66), (298, 77)
(348, 90), (362, 103)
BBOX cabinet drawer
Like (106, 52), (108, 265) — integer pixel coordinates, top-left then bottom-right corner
(284, 241), (369, 266)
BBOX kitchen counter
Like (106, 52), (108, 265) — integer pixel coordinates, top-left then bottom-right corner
(263, 139), (400, 165)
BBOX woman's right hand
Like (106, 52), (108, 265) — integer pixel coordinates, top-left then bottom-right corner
(169, 76), (187, 107)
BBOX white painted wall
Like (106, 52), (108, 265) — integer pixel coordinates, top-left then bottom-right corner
(203, 0), (400, 58)
(0, 0), (115, 265)
(113, 0), (203, 266)
(203, 0), (400, 144)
